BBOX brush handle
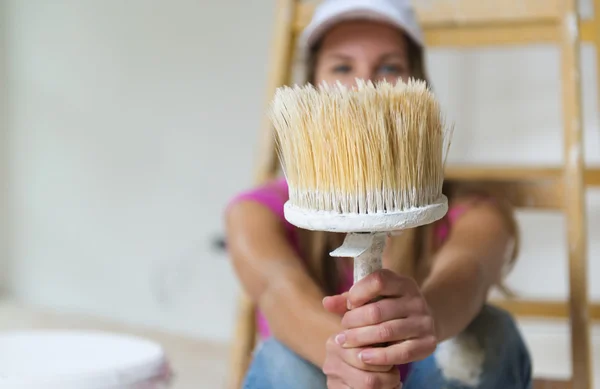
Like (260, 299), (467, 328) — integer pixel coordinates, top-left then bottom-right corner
(354, 233), (386, 307)
(353, 233), (386, 284)
(330, 233), (390, 347)
(352, 233), (387, 348)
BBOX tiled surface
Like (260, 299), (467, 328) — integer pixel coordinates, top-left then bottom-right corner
(0, 300), (598, 389)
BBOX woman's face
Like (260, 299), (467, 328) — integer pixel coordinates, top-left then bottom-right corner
(313, 21), (410, 87)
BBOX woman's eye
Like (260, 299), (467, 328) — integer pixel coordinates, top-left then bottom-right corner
(379, 64), (404, 74)
(332, 64), (352, 73)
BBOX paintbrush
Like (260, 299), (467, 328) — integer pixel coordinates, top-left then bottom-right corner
(269, 78), (452, 287)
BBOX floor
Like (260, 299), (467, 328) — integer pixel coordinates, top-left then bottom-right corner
(0, 300), (598, 389)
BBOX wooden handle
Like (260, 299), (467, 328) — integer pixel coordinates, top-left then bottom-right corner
(352, 233), (386, 283)
(352, 234), (387, 347)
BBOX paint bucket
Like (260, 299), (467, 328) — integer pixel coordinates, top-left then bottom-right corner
(0, 329), (172, 388)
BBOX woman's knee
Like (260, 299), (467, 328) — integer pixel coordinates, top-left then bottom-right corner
(242, 337), (326, 389)
(407, 305), (532, 389)
(467, 305), (531, 362)
(476, 305), (532, 387)
(438, 305), (532, 388)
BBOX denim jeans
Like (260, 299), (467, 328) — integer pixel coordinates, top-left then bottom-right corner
(242, 305), (533, 389)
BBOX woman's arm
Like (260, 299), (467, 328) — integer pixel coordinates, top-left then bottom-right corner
(420, 200), (514, 341)
(225, 199), (343, 367)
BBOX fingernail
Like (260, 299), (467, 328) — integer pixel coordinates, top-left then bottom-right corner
(359, 350), (374, 362)
(346, 299), (352, 310)
(335, 333), (346, 345)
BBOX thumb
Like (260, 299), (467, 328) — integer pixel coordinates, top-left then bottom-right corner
(323, 292), (350, 316)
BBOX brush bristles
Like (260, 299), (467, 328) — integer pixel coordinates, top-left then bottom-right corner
(269, 78), (453, 215)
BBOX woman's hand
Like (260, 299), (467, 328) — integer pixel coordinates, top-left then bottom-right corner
(322, 291), (399, 388)
(321, 269), (437, 388)
(323, 334), (401, 389)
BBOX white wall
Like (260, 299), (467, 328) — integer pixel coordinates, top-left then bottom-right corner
(0, 0), (9, 293)
(2, 0), (599, 343)
(3, 0), (275, 341)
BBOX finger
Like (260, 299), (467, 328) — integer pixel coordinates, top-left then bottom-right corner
(323, 293), (350, 316)
(339, 345), (395, 373)
(342, 296), (428, 329)
(323, 337), (347, 378)
(348, 270), (418, 309)
(326, 378), (351, 389)
(329, 333), (394, 373)
(358, 336), (438, 366)
(339, 362), (401, 389)
(340, 316), (435, 348)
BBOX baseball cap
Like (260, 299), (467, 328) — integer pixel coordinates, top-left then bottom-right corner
(298, 0), (425, 59)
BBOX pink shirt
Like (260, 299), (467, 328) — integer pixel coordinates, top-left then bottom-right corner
(228, 178), (473, 380)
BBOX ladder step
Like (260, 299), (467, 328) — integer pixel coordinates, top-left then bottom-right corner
(424, 20), (596, 47)
(532, 379), (571, 389)
(491, 299), (600, 320)
(415, 0), (561, 27)
(296, 2), (597, 46)
(297, 0), (563, 33)
(446, 166), (561, 181)
(445, 166), (600, 186)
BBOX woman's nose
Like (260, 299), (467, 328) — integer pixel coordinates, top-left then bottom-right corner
(351, 68), (375, 85)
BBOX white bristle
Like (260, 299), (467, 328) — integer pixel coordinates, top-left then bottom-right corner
(269, 78), (453, 215)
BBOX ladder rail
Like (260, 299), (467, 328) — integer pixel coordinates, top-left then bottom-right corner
(560, 1), (593, 388)
(226, 1), (298, 389)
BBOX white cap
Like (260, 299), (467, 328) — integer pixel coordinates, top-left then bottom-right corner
(299, 0), (424, 58)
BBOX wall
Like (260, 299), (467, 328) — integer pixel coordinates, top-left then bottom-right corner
(4, 0), (275, 341)
(2, 0), (599, 342)
(0, 0), (9, 294)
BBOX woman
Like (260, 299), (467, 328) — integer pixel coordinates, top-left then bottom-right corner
(225, 0), (533, 388)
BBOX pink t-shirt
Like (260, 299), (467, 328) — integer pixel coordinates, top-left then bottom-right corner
(227, 177), (473, 380)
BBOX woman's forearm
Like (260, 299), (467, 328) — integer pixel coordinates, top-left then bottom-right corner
(418, 201), (513, 343)
(226, 200), (342, 367)
(259, 268), (343, 367)
(420, 256), (488, 342)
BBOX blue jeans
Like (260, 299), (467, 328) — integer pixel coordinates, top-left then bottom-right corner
(242, 305), (532, 389)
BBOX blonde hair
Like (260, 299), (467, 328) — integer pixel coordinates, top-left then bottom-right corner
(291, 28), (519, 296)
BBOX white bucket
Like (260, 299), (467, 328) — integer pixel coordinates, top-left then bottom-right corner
(0, 330), (172, 389)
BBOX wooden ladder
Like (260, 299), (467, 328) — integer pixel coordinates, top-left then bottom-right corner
(227, 1), (600, 388)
